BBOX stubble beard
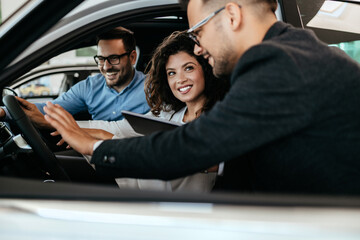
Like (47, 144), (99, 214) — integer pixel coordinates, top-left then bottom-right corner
(212, 49), (235, 79)
(105, 62), (134, 89)
(211, 24), (236, 79)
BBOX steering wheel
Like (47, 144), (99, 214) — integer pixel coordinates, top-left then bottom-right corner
(3, 95), (70, 181)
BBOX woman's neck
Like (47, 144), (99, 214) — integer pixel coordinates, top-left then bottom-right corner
(183, 96), (207, 122)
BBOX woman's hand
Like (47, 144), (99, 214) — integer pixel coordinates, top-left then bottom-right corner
(50, 130), (70, 148)
(82, 128), (114, 140)
(51, 128), (114, 148)
(43, 102), (98, 155)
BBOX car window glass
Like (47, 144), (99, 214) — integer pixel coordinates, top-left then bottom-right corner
(330, 40), (360, 64)
(14, 73), (64, 98)
(11, 45), (100, 101)
(296, 0), (360, 63)
(49, 46), (96, 65)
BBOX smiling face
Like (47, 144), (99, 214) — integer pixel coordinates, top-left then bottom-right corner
(166, 51), (206, 106)
(97, 39), (136, 92)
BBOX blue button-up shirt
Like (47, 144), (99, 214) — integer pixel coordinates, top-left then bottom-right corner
(36, 70), (149, 120)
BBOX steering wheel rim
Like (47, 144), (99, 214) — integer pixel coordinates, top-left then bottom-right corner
(3, 95), (70, 181)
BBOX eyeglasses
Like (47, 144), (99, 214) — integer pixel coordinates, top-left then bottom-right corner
(94, 52), (130, 66)
(187, 6), (225, 46)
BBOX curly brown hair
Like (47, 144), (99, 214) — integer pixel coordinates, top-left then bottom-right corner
(145, 31), (229, 116)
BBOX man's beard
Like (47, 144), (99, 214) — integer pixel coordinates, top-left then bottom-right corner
(211, 24), (236, 79)
(106, 65), (134, 89)
(212, 51), (235, 79)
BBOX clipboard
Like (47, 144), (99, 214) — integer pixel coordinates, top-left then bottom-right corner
(122, 110), (182, 135)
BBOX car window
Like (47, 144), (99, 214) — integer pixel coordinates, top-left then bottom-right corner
(14, 73), (64, 98)
(11, 45), (99, 101)
(330, 40), (360, 63)
(49, 46), (97, 65)
(12, 69), (100, 103)
(296, 0), (360, 63)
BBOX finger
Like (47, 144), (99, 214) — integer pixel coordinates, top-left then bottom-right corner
(44, 105), (80, 137)
(50, 131), (59, 136)
(15, 96), (32, 109)
(44, 111), (70, 135)
(66, 145), (71, 149)
(43, 104), (69, 127)
(0, 108), (5, 118)
(15, 96), (26, 103)
(44, 114), (65, 132)
(43, 106), (64, 127)
(44, 102), (76, 126)
(56, 138), (65, 146)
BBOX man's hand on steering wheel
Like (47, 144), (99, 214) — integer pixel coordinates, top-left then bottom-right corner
(15, 96), (53, 129)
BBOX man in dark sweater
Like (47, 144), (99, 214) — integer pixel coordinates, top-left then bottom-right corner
(44, 0), (360, 195)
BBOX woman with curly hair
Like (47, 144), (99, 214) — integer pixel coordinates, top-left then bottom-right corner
(47, 31), (229, 192)
(144, 30), (228, 121)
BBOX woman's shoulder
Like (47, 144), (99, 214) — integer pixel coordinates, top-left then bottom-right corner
(157, 110), (175, 120)
(159, 107), (187, 122)
(146, 106), (186, 122)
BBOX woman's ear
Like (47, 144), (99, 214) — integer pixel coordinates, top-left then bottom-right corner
(224, 3), (242, 31)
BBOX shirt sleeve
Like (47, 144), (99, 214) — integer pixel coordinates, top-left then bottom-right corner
(93, 140), (104, 151)
(217, 162), (224, 176)
(36, 79), (89, 115)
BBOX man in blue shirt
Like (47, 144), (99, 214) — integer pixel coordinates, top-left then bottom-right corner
(0, 27), (149, 128)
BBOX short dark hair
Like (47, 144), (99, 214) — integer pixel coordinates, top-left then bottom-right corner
(96, 27), (136, 52)
(179, 0), (277, 13)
